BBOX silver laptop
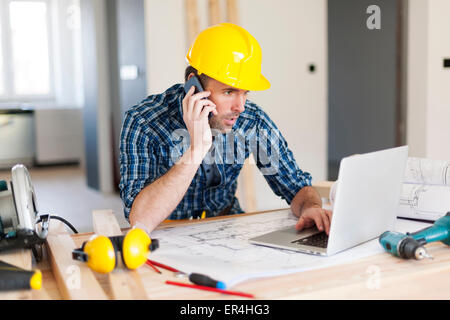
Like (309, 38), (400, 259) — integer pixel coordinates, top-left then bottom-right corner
(249, 146), (409, 256)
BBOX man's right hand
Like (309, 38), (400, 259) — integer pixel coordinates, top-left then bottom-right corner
(295, 205), (333, 235)
(182, 86), (218, 163)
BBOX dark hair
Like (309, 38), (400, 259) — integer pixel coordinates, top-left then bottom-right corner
(184, 66), (211, 87)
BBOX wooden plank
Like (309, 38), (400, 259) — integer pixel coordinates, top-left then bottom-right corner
(237, 155), (257, 213)
(312, 180), (334, 199)
(92, 210), (148, 300)
(208, 0), (221, 25)
(31, 209), (450, 299)
(185, 0), (200, 46)
(226, 0), (239, 24)
(46, 220), (107, 300)
(0, 249), (33, 300)
(92, 209), (122, 236)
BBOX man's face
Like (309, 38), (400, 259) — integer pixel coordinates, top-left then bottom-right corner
(203, 77), (249, 133)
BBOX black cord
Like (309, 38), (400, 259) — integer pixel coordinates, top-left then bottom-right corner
(37, 214), (79, 234)
(49, 215), (79, 234)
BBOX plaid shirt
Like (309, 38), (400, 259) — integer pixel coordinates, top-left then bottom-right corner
(119, 84), (312, 220)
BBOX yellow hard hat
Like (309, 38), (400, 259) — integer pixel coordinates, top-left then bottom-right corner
(186, 23), (270, 91)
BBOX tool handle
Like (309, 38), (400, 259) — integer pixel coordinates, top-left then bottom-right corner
(189, 273), (226, 289)
(0, 260), (42, 291)
(409, 225), (449, 245)
(0, 270), (33, 291)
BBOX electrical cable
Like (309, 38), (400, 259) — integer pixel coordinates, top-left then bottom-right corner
(36, 214), (79, 234)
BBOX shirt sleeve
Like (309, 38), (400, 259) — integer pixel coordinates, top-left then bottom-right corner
(119, 110), (159, 220)
(251, 109), (312, 205)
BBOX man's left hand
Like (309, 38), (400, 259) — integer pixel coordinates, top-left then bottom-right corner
(295, 205), (333, 235)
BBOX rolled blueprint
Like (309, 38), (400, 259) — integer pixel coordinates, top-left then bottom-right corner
(404, 157), (450, 186)
(329, 157), (450, 221)
(397, 183), (450, 221)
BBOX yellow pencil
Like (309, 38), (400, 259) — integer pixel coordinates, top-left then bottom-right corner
(201, 211), (206, 219)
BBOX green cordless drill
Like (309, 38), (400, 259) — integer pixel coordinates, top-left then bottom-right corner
(379, 212), (450, 260)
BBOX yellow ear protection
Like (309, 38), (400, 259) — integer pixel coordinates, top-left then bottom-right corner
(72, 228), (159, 274)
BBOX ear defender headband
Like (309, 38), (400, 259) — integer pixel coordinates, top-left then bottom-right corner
(72, 228), (159, 273)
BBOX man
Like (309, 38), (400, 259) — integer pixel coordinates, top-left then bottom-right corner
(119, 23), (332, 233)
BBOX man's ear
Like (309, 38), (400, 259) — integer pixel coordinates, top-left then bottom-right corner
(187, 73), (195, 81)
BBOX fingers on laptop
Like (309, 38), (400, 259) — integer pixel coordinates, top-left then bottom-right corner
(296, 209), (332, 235)
(320, 211), (331, 235)
(295, 215), (313, 231)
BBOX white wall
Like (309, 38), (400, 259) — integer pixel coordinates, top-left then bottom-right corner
(426, 0), (450, 160)
(407, 0), (450, 161)
(238, 0), (327, 210)
(144, 0), (327, 211)
(144, 0), (186, 94)
(406, 0), (428, 158)
(35, 108), (84, 165)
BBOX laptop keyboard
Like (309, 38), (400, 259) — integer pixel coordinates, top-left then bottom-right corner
(291, 231), (329, 248)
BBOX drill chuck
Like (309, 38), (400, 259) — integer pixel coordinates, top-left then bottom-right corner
(379, 231), (429, 260)
(398, 237), (427, 260)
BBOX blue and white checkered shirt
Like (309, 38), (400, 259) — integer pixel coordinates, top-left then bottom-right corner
(119, 84), (312, 220)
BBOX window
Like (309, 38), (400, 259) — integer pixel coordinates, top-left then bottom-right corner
(10, 1), (51, 96)
(0, 22), (4, 96)
(0, 0), (83, 107)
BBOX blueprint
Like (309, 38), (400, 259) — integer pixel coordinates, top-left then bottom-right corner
(404, 157), (450, 186)
(397, 157), (450, 221)
(149, 209), (430, 287)
(398, 183), (450, 221)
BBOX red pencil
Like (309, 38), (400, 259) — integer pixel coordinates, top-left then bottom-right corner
(165, 280), (255, 299)
(146, 259), (179, 273)
(145, 260), (162, 274)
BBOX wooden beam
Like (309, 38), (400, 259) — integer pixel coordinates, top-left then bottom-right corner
(92, 210), (148, 300)
(46, 220), (108, 300)
(92, 209), (122, 236)
(208, 0), (221, 26)
(312, 181), (334, 199)
(237, 155), (257, 213)
(226, 0), (239, 24)
(185, 0), (200, 46)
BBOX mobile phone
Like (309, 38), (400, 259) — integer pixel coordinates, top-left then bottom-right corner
(184, 75), (205, 95)
(184, 76), (212, 119)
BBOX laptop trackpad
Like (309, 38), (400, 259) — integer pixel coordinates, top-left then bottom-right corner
(250, 226), (321, 244)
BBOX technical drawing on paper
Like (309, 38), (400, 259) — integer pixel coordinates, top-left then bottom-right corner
(149, 209), (389, 287)
(404, 157), (450, 186)
(398, 157), (450, 221)
(398, 183), (450, 221)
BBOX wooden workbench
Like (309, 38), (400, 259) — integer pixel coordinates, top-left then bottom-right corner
(4, 208), (448, 300)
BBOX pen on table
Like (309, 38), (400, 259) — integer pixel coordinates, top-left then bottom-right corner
(146, 259), (179, 273)
(145, 260), (162, 274)
(165, 280), (254, 299)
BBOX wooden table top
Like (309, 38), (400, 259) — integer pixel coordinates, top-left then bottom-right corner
(19, 210), (450, 299)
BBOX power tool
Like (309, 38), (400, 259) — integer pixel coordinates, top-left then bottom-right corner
(379, 212), (450, 260)
(0, 164), (49, 261)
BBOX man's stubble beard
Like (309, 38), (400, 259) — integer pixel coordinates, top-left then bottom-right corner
(209, 115), (228, 133)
